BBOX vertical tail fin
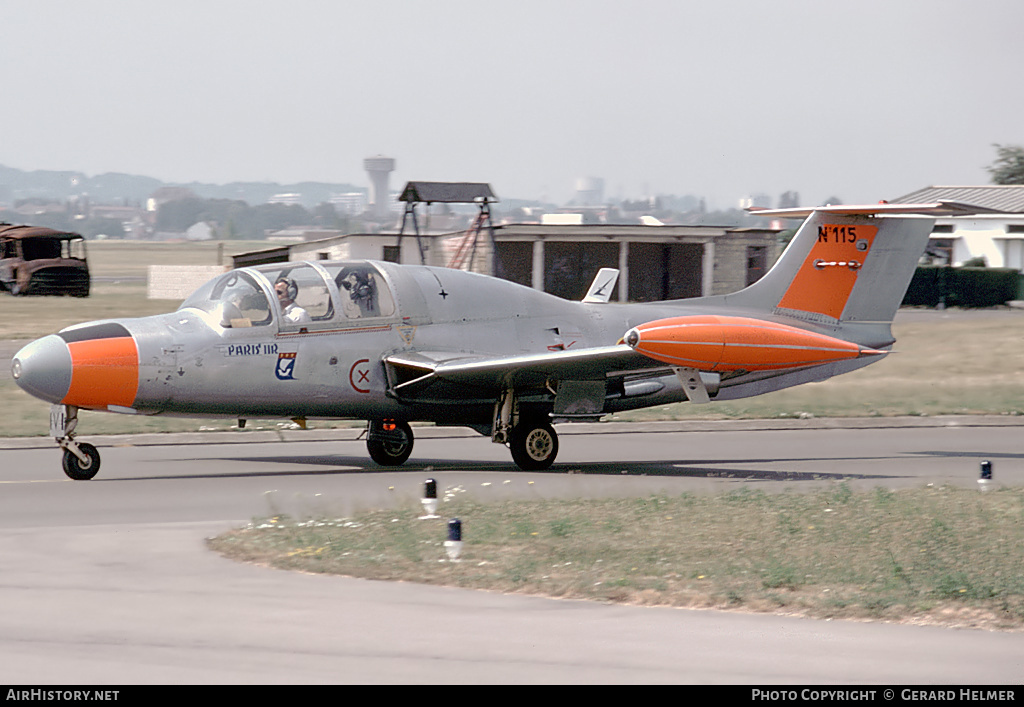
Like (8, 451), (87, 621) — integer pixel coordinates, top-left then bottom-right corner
(726, 206), (939, 327)
(582, 268), (619, 303)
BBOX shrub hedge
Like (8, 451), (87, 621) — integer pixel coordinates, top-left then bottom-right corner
(903, 266), (1020, 308)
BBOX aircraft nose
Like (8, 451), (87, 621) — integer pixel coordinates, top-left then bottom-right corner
(11, 335), (73, 404)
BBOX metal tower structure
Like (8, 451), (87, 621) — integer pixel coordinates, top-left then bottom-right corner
(397, 182), (498, 269)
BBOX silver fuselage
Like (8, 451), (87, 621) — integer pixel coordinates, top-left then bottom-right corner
(117, 261), (699, 423)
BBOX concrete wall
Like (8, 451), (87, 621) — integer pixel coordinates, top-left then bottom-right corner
(147, 265), (228, 300)
(711, 234), (779, 296)
(289, 235), (425, 265)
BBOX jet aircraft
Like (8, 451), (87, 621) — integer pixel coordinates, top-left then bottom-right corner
(11, 203), (959, 479)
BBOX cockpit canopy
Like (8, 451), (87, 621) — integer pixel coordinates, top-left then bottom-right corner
(180, 261), (396, 329)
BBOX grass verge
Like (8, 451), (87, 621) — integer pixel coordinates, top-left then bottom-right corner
(209, 484), (1024, 631)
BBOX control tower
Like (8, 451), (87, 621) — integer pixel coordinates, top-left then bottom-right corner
(364, 156), (396, 219)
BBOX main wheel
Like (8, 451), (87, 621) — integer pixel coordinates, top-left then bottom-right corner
(509, 420), (559, 471)
(367, 420), (414, 466)
(62, 442), (100, 480)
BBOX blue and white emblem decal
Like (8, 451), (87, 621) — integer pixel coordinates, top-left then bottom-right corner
(276, 352), (297, 380)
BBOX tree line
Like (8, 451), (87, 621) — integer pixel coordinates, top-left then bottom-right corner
(155, 198), (351, 239)
(988, 144), (1024, 184)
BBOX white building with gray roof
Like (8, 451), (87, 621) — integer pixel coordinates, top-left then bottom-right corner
(893, 185), (1024, 272)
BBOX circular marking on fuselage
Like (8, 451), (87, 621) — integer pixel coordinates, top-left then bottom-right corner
(349, 359), (371, 393)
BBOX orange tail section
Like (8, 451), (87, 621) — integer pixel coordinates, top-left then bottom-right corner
(721, 207), (938, 329)
(776, 223), (878, 320)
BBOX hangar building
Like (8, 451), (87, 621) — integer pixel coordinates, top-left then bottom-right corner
(231, 222), (781, 303)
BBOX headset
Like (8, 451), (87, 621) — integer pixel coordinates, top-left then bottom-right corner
(274, 277), (298, 302)
(340, 270), (375, 304)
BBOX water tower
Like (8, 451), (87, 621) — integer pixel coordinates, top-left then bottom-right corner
(364, 156), (396, 219)
(574, 177), (605, 206)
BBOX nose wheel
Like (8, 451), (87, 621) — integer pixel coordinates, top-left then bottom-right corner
(62, 442), (101, 481)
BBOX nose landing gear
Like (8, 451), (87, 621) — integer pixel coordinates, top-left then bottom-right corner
(62, 441), (101, 481)
(52, 405), (101, 480)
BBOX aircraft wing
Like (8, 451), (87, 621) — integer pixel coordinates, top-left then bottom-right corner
(384, 345), (664, 400)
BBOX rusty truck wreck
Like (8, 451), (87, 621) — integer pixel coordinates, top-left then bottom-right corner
(0, 224), (90, 296)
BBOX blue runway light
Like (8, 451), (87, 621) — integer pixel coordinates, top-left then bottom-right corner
(448, 518), (462, 542)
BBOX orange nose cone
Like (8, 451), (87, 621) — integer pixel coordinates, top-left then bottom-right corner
(627, 315), (875, 372)
(64, 335), (140, 409)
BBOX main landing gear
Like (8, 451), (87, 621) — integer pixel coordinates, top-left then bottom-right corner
(366, 419), (414, 466)
(491, 389), (560, 471)
(51, 405), (101, 481)
(365, 412), (560, 471)
(508, 419), (559, 471)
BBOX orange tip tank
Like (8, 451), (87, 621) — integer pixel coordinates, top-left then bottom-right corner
(623, 315), (885, 372)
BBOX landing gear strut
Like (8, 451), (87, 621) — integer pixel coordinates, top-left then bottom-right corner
(493, 388), (560, 471)
(366, 419), (414, 466)
(52, 405), (101, 480)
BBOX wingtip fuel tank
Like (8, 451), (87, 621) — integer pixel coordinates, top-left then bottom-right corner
(623, 315), (886, 372)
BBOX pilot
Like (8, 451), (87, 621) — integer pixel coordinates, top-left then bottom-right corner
(339, 269), (377, 318)
(274, 277), (311, 324)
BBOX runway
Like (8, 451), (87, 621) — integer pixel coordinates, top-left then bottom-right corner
(0, 418), (1022, 683)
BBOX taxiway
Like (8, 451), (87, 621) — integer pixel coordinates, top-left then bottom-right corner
(0, 419), (1021, 683)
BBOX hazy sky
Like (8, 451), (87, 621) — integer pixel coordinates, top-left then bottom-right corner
(3, 0), (1022, 209)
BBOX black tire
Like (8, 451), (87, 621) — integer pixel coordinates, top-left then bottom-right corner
(62, 442), (100, 480)
(367, 420), (414, 466)
(509, 420), (559, 471)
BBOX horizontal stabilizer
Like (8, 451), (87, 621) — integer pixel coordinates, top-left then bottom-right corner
(747, 201), (1000, 218)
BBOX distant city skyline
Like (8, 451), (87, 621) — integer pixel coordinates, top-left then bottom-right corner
(0, 158), (811, 212)
(3, 1), (1022, 210)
